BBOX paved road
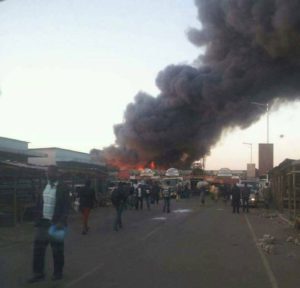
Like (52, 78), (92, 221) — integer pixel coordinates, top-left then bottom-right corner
(1, 197), (300, 288)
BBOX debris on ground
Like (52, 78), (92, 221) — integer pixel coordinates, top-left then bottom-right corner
(287, 252), (297, 258)
(286, 236), (300, 246)
(257, 234), (276, 254)
(261, 212), (278, 219)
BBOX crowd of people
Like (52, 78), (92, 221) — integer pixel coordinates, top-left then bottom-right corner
(230, 183), (251, 213)
(27, 169), (183, 283)
(206, 182), (253, 214)
(27, 165), (263, 284)
(109, 180), (179, 231)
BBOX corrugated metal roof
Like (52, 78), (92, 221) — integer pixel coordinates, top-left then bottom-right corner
(0, 146), (46, 157)
(29, 147), (89, 155)
(0, 160), (47, 170)
(0, 136), (29, 143)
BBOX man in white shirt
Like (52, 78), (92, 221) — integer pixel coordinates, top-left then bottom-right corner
(28, 165), (69, 283)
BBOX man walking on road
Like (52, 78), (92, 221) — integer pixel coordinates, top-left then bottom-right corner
(28, 165), (69, 283)
(223, 184), (231, 205)
(111, 182), (126, 231)
(241, 183), (250, 213)
(79, 179), (96, 235)
(144, 182), (152, 210)
(135, 183), (144, 210)
(200, 186), (206, 205)
(262, 182), (272, 209)
(162, 181), (171, 213)
(152, 182), (160, 205)
(231, 183), (241, 214)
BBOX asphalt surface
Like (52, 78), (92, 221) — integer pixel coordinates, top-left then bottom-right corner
(1, 197), (300, 288)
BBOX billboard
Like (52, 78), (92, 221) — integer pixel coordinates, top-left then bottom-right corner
(247, 163), (256, 179)
(258, 143), (274, 176)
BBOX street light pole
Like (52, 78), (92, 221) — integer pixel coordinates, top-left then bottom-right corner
(266, 103), (269, 143)
(243, 142), (252, 163)
(251, 102), (269, 143)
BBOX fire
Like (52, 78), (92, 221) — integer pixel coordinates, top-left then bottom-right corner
(150, 161), (156, 170)
(137, 165), (144, 171)
(105, 158), (146, 171)
(103, 146), (159, 172)
(104, 152), (157, 172)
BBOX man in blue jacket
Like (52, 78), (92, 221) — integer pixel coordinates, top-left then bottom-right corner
(28, 165), (69, 283)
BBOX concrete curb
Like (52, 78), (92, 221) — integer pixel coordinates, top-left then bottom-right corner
(278, 213), (294, 226)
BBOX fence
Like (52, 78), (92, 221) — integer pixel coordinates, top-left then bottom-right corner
(0, 161), (109, 226)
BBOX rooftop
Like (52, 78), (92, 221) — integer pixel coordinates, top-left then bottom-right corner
(29, 147), (89, 155)
(0, 136), (29, 143)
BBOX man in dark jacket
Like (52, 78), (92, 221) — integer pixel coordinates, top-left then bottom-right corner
(223, 184), (231, 205)
(144, 182), (152, 210)
(79, 179), (96, 235)
(231, 184), (241, 214)
(152, 182), (160, 205)
(111, 182), (126, 231)
(28, 165), (69, 283)
(241, 183), (251, 213)
(162, 181), (171, 213)
(135, 183), (144, 210)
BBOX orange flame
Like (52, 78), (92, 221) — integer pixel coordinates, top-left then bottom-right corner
(150, 161), (156, 170)
(137, 165), (144, 171)
(105, 158), (147, 171)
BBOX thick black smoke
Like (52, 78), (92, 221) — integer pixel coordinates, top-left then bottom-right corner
(103, 0), (300, 169)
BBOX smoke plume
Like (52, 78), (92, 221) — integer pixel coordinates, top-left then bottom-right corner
(103, 0), (300, 169)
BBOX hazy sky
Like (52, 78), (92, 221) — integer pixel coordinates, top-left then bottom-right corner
(0, 0), (299, 170)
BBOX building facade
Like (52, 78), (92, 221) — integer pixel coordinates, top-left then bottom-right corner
(258, 143), (274, 176)
(269, 159), (300, 227)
